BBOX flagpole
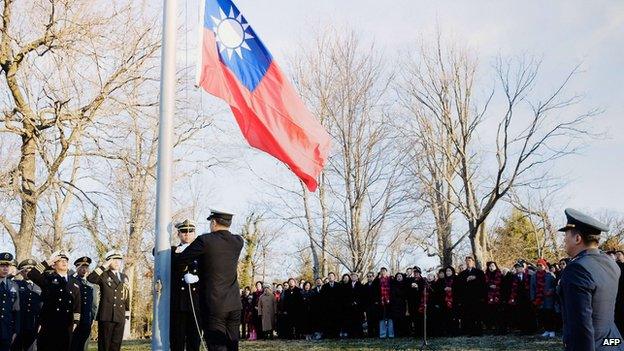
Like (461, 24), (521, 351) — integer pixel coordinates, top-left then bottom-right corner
(152, 0), (177, 349)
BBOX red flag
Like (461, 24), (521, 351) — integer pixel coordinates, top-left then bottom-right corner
(196, 0), (331, 191)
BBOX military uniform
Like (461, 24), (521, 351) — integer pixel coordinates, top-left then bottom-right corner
(11, 259), (42, 351)
(70, 257), (96, 351)
(0, 253), (20, 351)
(26, 253), (81, 351)
(616, 258), (624, 335)
(557, 208), (624, 351)
(87, 251), (129, 351)
(171, 219), (201, 351)
(175, 209), (243, 351)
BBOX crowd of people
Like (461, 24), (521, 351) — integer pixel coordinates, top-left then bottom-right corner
(240, 252), (624, 341)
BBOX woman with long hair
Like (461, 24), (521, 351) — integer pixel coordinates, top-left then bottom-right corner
(301, 281), (314, 340)
(250, 281), (264, 340)
(442, 266), (459, 336)
(484, 261), (503, 334)
(240, 286), (254, 340)
(338, 273), (353, 338)
(390, 273), (409, 337)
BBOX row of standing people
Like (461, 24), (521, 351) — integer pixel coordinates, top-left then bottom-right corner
(241, 253), (624, 341)
(0, 250), (130, 351)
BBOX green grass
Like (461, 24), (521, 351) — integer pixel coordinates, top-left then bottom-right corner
(89, 335), (562, 350)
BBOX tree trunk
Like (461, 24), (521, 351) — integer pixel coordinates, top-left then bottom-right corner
(438, 222), (453, 267)
(15, 133), (37, 261)
(470, 223), (489, 269)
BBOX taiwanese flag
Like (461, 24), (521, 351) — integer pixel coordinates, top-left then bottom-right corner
(196, 0), (331, 191)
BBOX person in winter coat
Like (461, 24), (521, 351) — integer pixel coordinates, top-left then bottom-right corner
(441, 266), (459, 336)
(375, 268), (394, 339)
(390, 273), (409, 337)
(530, 258), (557, 338)
(484, 261), (503, 333)
(321, 273), (341, 338)
(406, 266), (426, 337)
(300, 282), (314, 340)
(338, 274), (353, 338)
(430, 269), (447, 337)
(258, 286), (277, 339)
(456, 256), (486, 336)
(240, 287), (254, 340)
(251, 281), (264, 340)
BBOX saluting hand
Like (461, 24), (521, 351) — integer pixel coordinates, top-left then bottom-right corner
(47, 254), (62, 264)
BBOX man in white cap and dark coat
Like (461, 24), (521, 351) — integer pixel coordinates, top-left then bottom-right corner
(174, 209), (243, 351)
(87, 250), (129, 351)
(26, 251), (80, 351)
(558, 208), (624, 351)
(170, 219), (201, 351)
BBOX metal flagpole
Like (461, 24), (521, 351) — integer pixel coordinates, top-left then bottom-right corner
(152, 0), (177, 349)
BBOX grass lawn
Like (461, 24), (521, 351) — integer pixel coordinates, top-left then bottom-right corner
(89, 335), (562, 350)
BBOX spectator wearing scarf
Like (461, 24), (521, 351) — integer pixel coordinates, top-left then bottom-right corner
(530, 258), (557, 338)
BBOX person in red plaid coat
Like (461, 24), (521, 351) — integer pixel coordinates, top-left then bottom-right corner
(530, 258), (557, 338)
(484, 261), (503, 333)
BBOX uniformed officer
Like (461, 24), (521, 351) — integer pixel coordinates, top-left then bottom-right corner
(0, 253), (19, 351)
(12, 259), (42, 351)
(558, 208), (624, 351)
(70, 257), (96, 351)
(171, 219), (201, 351)
(87, 250), (129, 351)
(26, 251), (81, 351)
(175, 209), (243, 351)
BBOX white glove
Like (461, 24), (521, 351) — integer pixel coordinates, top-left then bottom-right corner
(47, 251), (63, 264)
(175, 243), (190, 253)
(184, 273), (199, 284)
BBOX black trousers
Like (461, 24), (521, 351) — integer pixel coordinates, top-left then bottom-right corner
(10, 330), (37, 351)
(171, 310), (201, 351)
(70, 323), (92, 351)
(365, 307), (379, 338)
(203, 309), (240, 351)
(537, 308), (556, 332)
(461, 302), (483, 336)
(37, 325), (72, 351)
(0, 338), (12, 351)
(98, 320), (125, 351)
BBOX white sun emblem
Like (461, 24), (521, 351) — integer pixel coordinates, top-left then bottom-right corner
(211, 7), (254, 60)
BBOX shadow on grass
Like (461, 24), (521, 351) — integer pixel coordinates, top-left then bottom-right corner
(90, 335), (562, 350)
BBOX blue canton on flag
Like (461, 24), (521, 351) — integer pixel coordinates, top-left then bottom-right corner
(203, 0), (273, 92)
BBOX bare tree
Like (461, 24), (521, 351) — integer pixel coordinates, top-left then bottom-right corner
(288, 28), (412, 274)
(238, 212), (280, 286)
(398, 37), (465, 266)
(398, 33), (599, 267)
(0, 0), (160, 260)
(35, 149), (81, 255)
